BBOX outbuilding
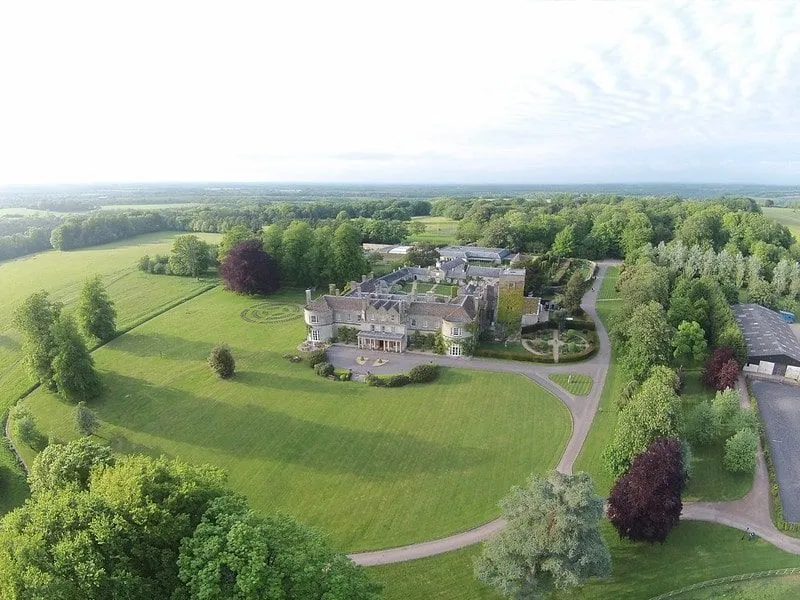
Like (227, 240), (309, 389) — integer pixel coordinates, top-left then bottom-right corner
(732, 303), (800, 380)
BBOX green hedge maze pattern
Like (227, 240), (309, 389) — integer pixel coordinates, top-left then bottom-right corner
(241, 303), (302, 324)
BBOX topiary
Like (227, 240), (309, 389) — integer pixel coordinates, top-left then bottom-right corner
(208, 344), (235, 379)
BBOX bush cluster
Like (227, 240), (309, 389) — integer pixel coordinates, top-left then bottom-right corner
(138, 254), (171, 275)
(701, 346), (740, 391)
(335, 326), (358, 344)
(303, 348), (327, 368)
(366, 374), (411, 387)
(314, 362), (334, 377)
(408, 364), (440, 383)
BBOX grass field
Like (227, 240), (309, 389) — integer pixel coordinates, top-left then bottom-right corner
(407, 216), (459, 244)
(0, 231), (221, 514)
(669, 573), (800, 599)
(19, 288), (571, 551)
(371, 522), (800, 600)
(549, 373), (593, 396)
(764, 207), (800, 242)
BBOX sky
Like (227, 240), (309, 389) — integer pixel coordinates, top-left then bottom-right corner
(0, 0), (799, 185)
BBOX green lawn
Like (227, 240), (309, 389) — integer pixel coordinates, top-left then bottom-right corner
(549, 373), (593, 396)
(573, 267), (624, 495)
(371, 522), (800, 600)
(764, 207), (800, 243)
(681, 373), (752, 501)
(669, 573), (800, 599)
(598, 265), (620, 300)
(0, 231), (221, 513)
(407, 216), (459, 244)
(19, 288), (571, 552)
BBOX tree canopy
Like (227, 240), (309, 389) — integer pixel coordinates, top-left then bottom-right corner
(475, 471), (610, 599)
(220, 240), (281, 295)
(168, 235), (213, 277)
(77, 276), (117, 343)
(608, 437), (686, 543)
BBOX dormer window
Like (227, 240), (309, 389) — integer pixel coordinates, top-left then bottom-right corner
(310, 315), (318, 324)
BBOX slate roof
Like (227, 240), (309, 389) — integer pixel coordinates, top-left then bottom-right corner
(439, 246), (511, 261)
(732, 304), (800, 363)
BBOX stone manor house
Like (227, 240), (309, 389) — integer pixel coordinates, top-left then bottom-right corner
(303, 257), (526, 357)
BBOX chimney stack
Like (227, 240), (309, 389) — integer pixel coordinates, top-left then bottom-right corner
(329, 283), (336, 295)
(305, 289), (312, 304)
(362, 274), (368, 282)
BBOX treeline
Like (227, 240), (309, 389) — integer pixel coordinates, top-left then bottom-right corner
(429, 196), (795, 259)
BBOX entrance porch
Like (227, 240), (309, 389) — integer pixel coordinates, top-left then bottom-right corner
(357, 331), (405, 353)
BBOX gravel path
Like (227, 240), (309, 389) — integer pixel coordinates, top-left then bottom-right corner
(347, 262), (614, 566)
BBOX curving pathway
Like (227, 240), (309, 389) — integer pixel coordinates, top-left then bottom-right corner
(347, 263), (800, 567)
(345, 262), (616, 566)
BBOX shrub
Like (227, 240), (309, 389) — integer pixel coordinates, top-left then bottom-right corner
(335, 369), (352, 381)
(152, 261), (167, 275)
(723, 428), (759, 473)
(314, 362), (334, 377)
(701, 347), (741, 390)
(10, 407), (45, 450)
(208, 344), (235, 379)
(730, 408), (760, 436)
(408, 364), (440, 383)
(365, 374), (411, 387)
(685, 401), (716, 446)
(712, 388), (741, 440)
(304, 348), (327, 368)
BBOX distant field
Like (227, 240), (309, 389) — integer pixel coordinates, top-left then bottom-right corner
(372, 522), (800, 600)
(0, 231), (220, 513)
(19, 288), (570, 552)
(0, 207), (58, 217)
(764, 207), (800, 242)
(98, 203), (202, 211)
(407, 216), (459, 244)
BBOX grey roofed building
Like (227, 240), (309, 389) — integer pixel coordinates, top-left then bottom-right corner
(438, 245), (511, 263)
(732, 304), (800, 369)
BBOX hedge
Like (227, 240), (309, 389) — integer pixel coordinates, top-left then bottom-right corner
(365, 364), (440, 388)
(408, 364), (440, 383)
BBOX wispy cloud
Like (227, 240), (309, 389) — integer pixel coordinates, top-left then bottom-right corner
(0, 0), (798, 184)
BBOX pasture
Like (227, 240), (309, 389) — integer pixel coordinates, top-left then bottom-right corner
(0, 232), (220, 512)
(372, 522), (800, 600)
(19, 288), (571, 551)
(764, 207), (800, 242)
(407, 216), (459, 244)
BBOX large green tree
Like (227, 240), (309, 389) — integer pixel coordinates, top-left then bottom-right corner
(332, 222), (366, 283)
(0, 488), (144, 599)
(672, 320), (708, 365)
(603, 366), (683, 477)
(475, 471), (610, 599)
(617, 260), (670, 310)
(13, 291), (62, 389)
(77, 276), (117, 343)
(51, 315), (102, 402)
(614, 301), (674, 381)
(406, 242), (440, 267)
(218, 225), (258, 261)
(280, 220), (316, 287)
(550, 225), (576, 258)
(168, 235), (212, 277)
(178, 496), (381, 600)
(28, 438), (115, 495)
(560, 269), (586, 314)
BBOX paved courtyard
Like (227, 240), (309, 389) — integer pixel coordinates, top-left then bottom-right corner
(752, 380), (800, 522)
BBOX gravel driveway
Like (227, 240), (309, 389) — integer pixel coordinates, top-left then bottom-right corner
(752, 380), (800, 522)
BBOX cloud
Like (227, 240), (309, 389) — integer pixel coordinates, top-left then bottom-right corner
(0, 0), (798, 184)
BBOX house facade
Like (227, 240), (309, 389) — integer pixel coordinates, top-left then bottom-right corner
(303, 262), (526, 357)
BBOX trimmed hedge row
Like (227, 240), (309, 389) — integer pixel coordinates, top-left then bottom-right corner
(366, 364), (441, 388)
